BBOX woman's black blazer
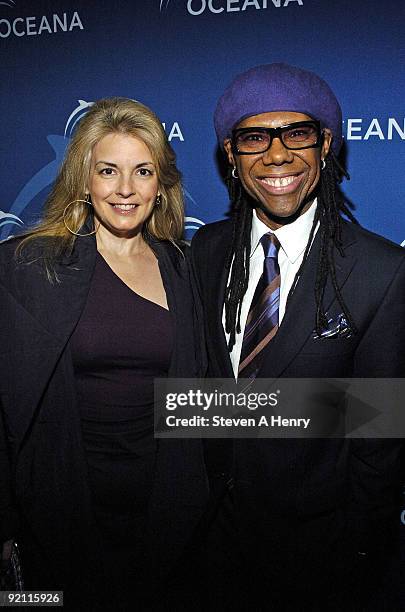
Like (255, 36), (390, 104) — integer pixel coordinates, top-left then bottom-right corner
(0, 233), (208, 588)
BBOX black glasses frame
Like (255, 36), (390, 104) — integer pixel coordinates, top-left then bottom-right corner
(231, 120), (322, 155)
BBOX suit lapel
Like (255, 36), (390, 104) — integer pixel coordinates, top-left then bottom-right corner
(258, 223), (357, 378)
(207, 231), (234, 377)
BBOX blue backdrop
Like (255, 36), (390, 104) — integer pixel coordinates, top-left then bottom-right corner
(1, 0), (404, 243)
(1, 0), (405, 555)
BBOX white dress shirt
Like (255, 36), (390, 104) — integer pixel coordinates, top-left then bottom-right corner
(223, 200), (319, 377)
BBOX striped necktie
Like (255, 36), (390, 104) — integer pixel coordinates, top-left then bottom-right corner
(238, 233), (280, 378)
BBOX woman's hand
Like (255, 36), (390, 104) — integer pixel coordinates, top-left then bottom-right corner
(1, 539), (13, 565)
(0, 539), (18, 591)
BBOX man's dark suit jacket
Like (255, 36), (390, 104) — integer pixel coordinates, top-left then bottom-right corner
(191, 218), (405, 605)
(0, 233), (208, 595)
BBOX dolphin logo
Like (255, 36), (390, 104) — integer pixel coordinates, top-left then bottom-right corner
(185, 216), (205, 232)
(184, 187), (200, 210)
(0, 210), (23, 231)
(0, 135), (69, 240)
(64, 99), (94, 138)
(159, 0), (172, 10)
(1, 98), (203, 241)
(183, 188), (204, 239)
(0, 99), (94, 241)
(185, 216), (205, 241)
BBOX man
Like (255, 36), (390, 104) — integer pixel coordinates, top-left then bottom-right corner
(191, 63), (405, 609)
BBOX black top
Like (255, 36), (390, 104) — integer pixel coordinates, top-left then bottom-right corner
(71, 252), (173, 422)
(70, 252), (173, 537)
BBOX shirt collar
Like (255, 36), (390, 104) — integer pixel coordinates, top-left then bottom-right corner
(250, 199), (318, 264)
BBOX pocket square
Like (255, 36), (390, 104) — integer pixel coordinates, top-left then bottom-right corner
(313, 313), (352, 340)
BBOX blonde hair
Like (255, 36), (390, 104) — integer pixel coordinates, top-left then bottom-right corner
(17, 97), (184, 267)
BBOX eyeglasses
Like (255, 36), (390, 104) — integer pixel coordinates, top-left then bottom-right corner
(232, 120), (322, 154)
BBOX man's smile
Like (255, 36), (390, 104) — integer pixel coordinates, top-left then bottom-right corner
(256, 172), (304, 195)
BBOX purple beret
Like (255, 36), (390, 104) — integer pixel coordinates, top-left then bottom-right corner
(214, 63), (342, 154)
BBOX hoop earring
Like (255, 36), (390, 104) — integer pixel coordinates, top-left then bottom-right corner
(232, 167), (239, 179)
(321, 159), (326, 170)
(63, 194), (97, 237)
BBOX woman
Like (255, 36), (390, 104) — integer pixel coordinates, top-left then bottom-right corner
(0, 98), (208, 609)
(191, 64), (405, 609)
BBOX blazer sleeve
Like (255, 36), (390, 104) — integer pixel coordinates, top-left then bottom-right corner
(0, 398), (19, 543)
(353, 256), (405, 377)
(0, 271), (20, 543)
(348, 256), (405, 553)
(185, 245), (207, 378)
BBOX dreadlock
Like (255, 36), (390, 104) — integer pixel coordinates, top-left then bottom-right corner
(224, 149), (359, 351)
